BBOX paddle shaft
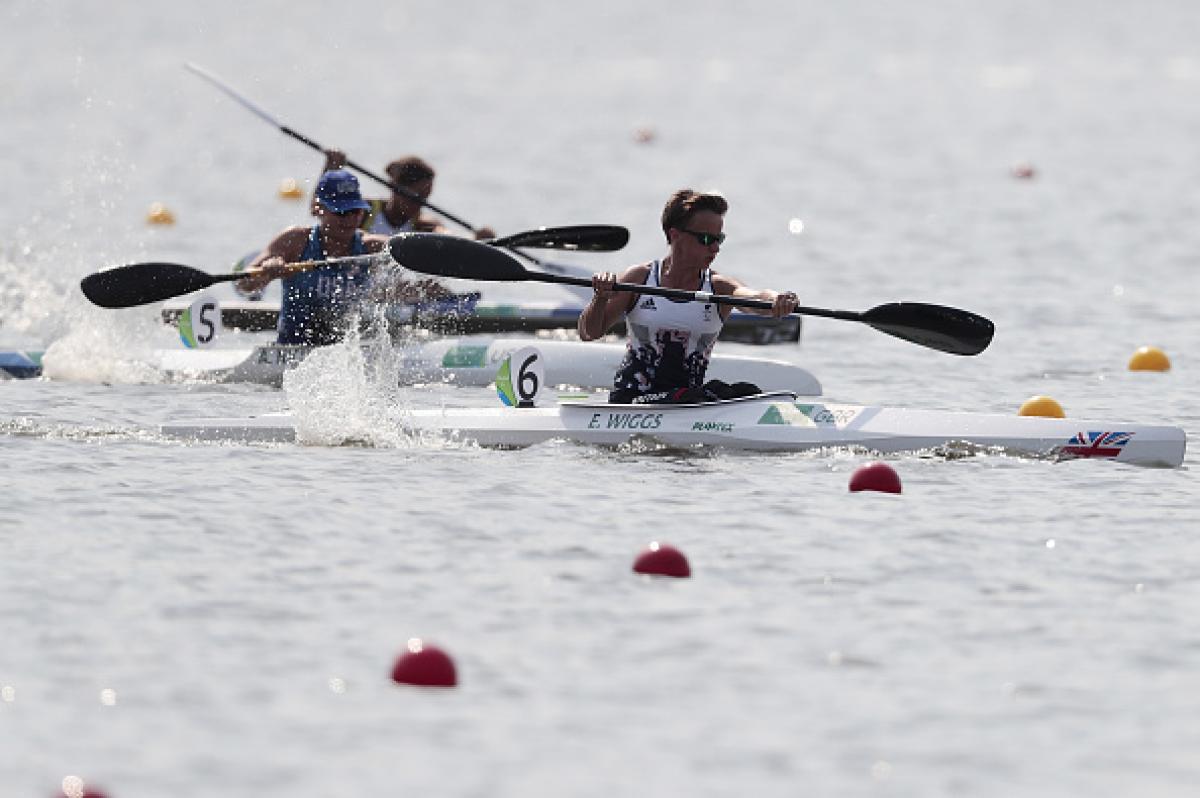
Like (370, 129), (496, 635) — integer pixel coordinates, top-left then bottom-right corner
(186, 62), (564, 270)
(244, 253), (384, 280)
(516, 270), (830, 316)
(302, 137), (559, 269)
(203, 254), (386, 288)
(385, 232), (995, 355)
(81, 225), (619, 309)
(185, 63), (476, 232)
(575, 273), (992, 354)
(79, 253), (388, 308)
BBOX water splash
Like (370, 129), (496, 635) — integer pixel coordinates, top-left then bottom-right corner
(1, 143), (177, 381)
(0, 415), (156, 444)
(282, 325), (429, 448)
(39, 300), (178, 384)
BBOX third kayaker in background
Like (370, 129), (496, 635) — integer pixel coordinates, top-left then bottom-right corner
(316, 149), (496, 239)
(578, 189), (798, 404)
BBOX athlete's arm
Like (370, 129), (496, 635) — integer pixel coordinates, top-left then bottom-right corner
(238, 228), (309, 291)
(712, 274), (797, 318)
(579, 264), (647, 340)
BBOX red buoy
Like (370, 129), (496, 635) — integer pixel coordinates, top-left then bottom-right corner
(391, 639), (457, 687)
(633, 542), (691, 578)
(1011, 162), (1036, 179)
(56, 776), (109, 798)
(848, 462), (902, 494)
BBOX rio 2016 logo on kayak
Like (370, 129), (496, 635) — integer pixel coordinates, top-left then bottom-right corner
(587, 412), (663, 430)
(758, 403), (862, 427)
(794, 404), (860, 425)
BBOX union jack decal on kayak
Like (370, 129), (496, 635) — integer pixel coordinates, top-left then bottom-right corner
(1061, 431), (1133, 458)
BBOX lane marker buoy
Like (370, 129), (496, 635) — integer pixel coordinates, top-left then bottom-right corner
(1128, 346), (1170, 372)
(145, 202), (175, 225)
(1011, 162), (1037, 179)
(391, 638), (457, 687)
(57, 775), (110, 798)
(278, 178), (304, 199)
(848, 462), (902, 494)
(1018, 395), (1065, 418)
(633, 127), (657, 144)
(633, 542), (691, 578)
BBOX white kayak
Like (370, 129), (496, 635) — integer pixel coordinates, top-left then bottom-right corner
(160, 391), (1187, 468)
(153, 337), (823, 394)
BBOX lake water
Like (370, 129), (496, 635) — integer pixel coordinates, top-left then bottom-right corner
(2, 2), (1199, 796)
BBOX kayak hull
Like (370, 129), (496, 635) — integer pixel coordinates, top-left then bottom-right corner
(160, 392), (1187, 468)
(154, 337), (823, 394)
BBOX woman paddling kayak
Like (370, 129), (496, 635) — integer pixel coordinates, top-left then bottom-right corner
(578, 189), (798, 404)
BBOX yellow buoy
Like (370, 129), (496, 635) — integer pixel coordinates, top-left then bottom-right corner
(1018, 395), (1065, 418)
(278, 177), (304, 200)
(1128, 346), (1170, 372)
(146, 202), (175, 225)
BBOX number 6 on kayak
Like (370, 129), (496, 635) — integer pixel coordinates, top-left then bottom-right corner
(495, 347), (544, 407)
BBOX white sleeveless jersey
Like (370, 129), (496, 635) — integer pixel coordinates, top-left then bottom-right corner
(361, 199), (415, 236)
(613, 260), (724, 394)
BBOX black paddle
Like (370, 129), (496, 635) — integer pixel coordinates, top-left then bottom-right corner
(185, 63), (588, 270)
(494, 225), (629, 252)
(388, 233), (996, 356)
(81, 225), (627, 309)
(80, 255), (382, 309)
(185, 62), (477, 233)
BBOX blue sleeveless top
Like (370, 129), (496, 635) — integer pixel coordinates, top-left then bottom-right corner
(277, 226), (371, 345)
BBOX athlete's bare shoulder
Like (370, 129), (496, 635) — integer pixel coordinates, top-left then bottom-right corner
(710, 271), (744, 296)
(620, 262), (652, 284)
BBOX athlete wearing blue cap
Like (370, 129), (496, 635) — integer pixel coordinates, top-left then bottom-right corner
(239, 169), (448, 345)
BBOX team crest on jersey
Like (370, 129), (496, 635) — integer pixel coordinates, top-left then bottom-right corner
(702, 303), (713, 321)
(639, 297), (657, 310)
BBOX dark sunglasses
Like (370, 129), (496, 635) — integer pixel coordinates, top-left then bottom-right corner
(678, 229), (726, 246)
(333, 207), (365, 217)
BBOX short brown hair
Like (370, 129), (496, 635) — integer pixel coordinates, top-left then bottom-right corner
(386, 156), (436, 186)
(661, 189), (728, 241)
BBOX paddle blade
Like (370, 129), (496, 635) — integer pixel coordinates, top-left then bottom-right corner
(389, 234), (531, 281)
(80, 263), (220, 308)
(861, 302), (995, 356)
(492, 225), (630, 252)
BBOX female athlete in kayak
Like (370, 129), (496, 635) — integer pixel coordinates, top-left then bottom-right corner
(578, 189), (798, 404)
(316, 149), (495, 239)
(239, 169), (449, 345)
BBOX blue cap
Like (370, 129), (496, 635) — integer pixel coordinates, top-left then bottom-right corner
(315, 169), (370, 213)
